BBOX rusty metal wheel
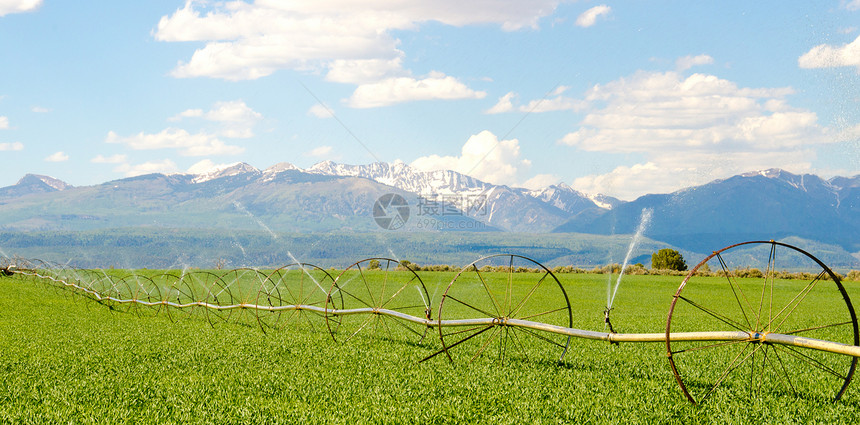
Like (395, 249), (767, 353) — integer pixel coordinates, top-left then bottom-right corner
(425, 254), (572, 364)
(326, 258), (431, 344)
(667, 241), (859, 403)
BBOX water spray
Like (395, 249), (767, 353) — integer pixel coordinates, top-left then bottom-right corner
(604, 208), (653, 331)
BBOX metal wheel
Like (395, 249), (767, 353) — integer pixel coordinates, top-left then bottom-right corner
(667, 241), (859, 403)
(425, 254), (572, 364)
(255, 263), (339, 334)
(325, 258), (431, 344)
(211, 268), (270, 327)
(125, 274), (163, 318)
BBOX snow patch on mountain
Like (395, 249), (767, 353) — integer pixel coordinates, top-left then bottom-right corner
(192, 162), (260, 184)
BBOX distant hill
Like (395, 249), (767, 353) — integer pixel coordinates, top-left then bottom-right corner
(553, 169), (860, 253)
(1, 164), (860, 264)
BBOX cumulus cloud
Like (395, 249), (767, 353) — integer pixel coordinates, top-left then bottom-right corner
(575, 5), (611, 28)
(115, 159), (179, 177)
(153, 1), (555, 104)
(90, 154), (128, 164)
(0, 141), (23, 151)
(105, 129), (244, 156)
(559, 69), (831, 199)
(411, 130), (532, 186)
(798, 34), (860, 70)
(306, 145), (333, 157)
(0, 116), (8, 129)
(676, 54), (714, 71)
(45, 151), (69, 162)
(844, 0), (860, 11)
(0, 0), (41, 17)
(347, 72), (486, 108)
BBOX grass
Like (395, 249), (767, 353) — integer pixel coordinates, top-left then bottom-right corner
(1, 266), (860, 424)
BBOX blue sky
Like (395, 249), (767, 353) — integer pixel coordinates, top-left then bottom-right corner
(1, 1), (860, 200)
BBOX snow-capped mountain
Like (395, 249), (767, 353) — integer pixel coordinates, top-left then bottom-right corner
(191, 162), (261, 184)
(0, 174), (72, 201)
(304, 161), (606, 231)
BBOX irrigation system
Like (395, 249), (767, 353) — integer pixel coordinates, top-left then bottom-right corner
(2, 240), (858, 404)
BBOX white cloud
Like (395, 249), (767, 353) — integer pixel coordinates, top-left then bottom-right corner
(45, 151), (69, 162)
(306, 145), (333, 157)
(411, 130), (531, 186)
(559, 69), (832, 199)
(485, 92), (516, 114)
(168, 100), (262, 138)
(522, 173), (560, 190)
(105, 129), (244, 156)
(798, 34), (860, 70)
(204, 100), (262, 138)
(187, 159), (233, 174)
(90, 154), (128, 164)
(0, 0), (41, 17)
(115, 159), (179, 177)
(168, 108), (203, 121)
(326, 57), (406, 84)
(308, 104), (333, 118)
(844, 0), (860, 11)
(575, 5), (611, 28)
(485, 87), (586, 114)
(0, 116), (8, 129)
(347, 72), (486, 108)
(0, 141), (23, 151)
(676, 54), (714, 72)
(154, 1), (560, 86)
(31, 106), (50, 113)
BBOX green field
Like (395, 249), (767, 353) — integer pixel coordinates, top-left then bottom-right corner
(2, 264), (860, 424)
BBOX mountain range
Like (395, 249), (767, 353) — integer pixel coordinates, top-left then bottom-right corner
(1, 163), (858, 258)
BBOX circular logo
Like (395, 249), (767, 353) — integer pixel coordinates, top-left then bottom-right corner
(373, 193), (410, 230)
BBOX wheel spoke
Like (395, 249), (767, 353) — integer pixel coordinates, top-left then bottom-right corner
(357, 264), (377, 308)
(337, 286), (375, 309)
(506, 255), (514, 315)
(774, 344), (847, 380)
(518, 305), (570, 321)
(768, 270), (825, 333)
(379, 275), (418, 310)
(517, 326), (568, 350)
(422, 325), (493, 362)
(716, 252), (755, 329)
(470, 326), (501, 362)
(509, 328), (530, 362)
(445, 294), (499, 319)
(783, 320), (854, 336)
(509, 271), (549, 319)
(474, 269), (502, 317)
(770, 344), (798, 397)
(678, 295), (749, 332)
(701, 343), (761, 403)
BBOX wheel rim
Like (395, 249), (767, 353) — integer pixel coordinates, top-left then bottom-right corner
(666, 241), (859, 403)
(326, 258), (431, 344)
(429, 254), (572, 364)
